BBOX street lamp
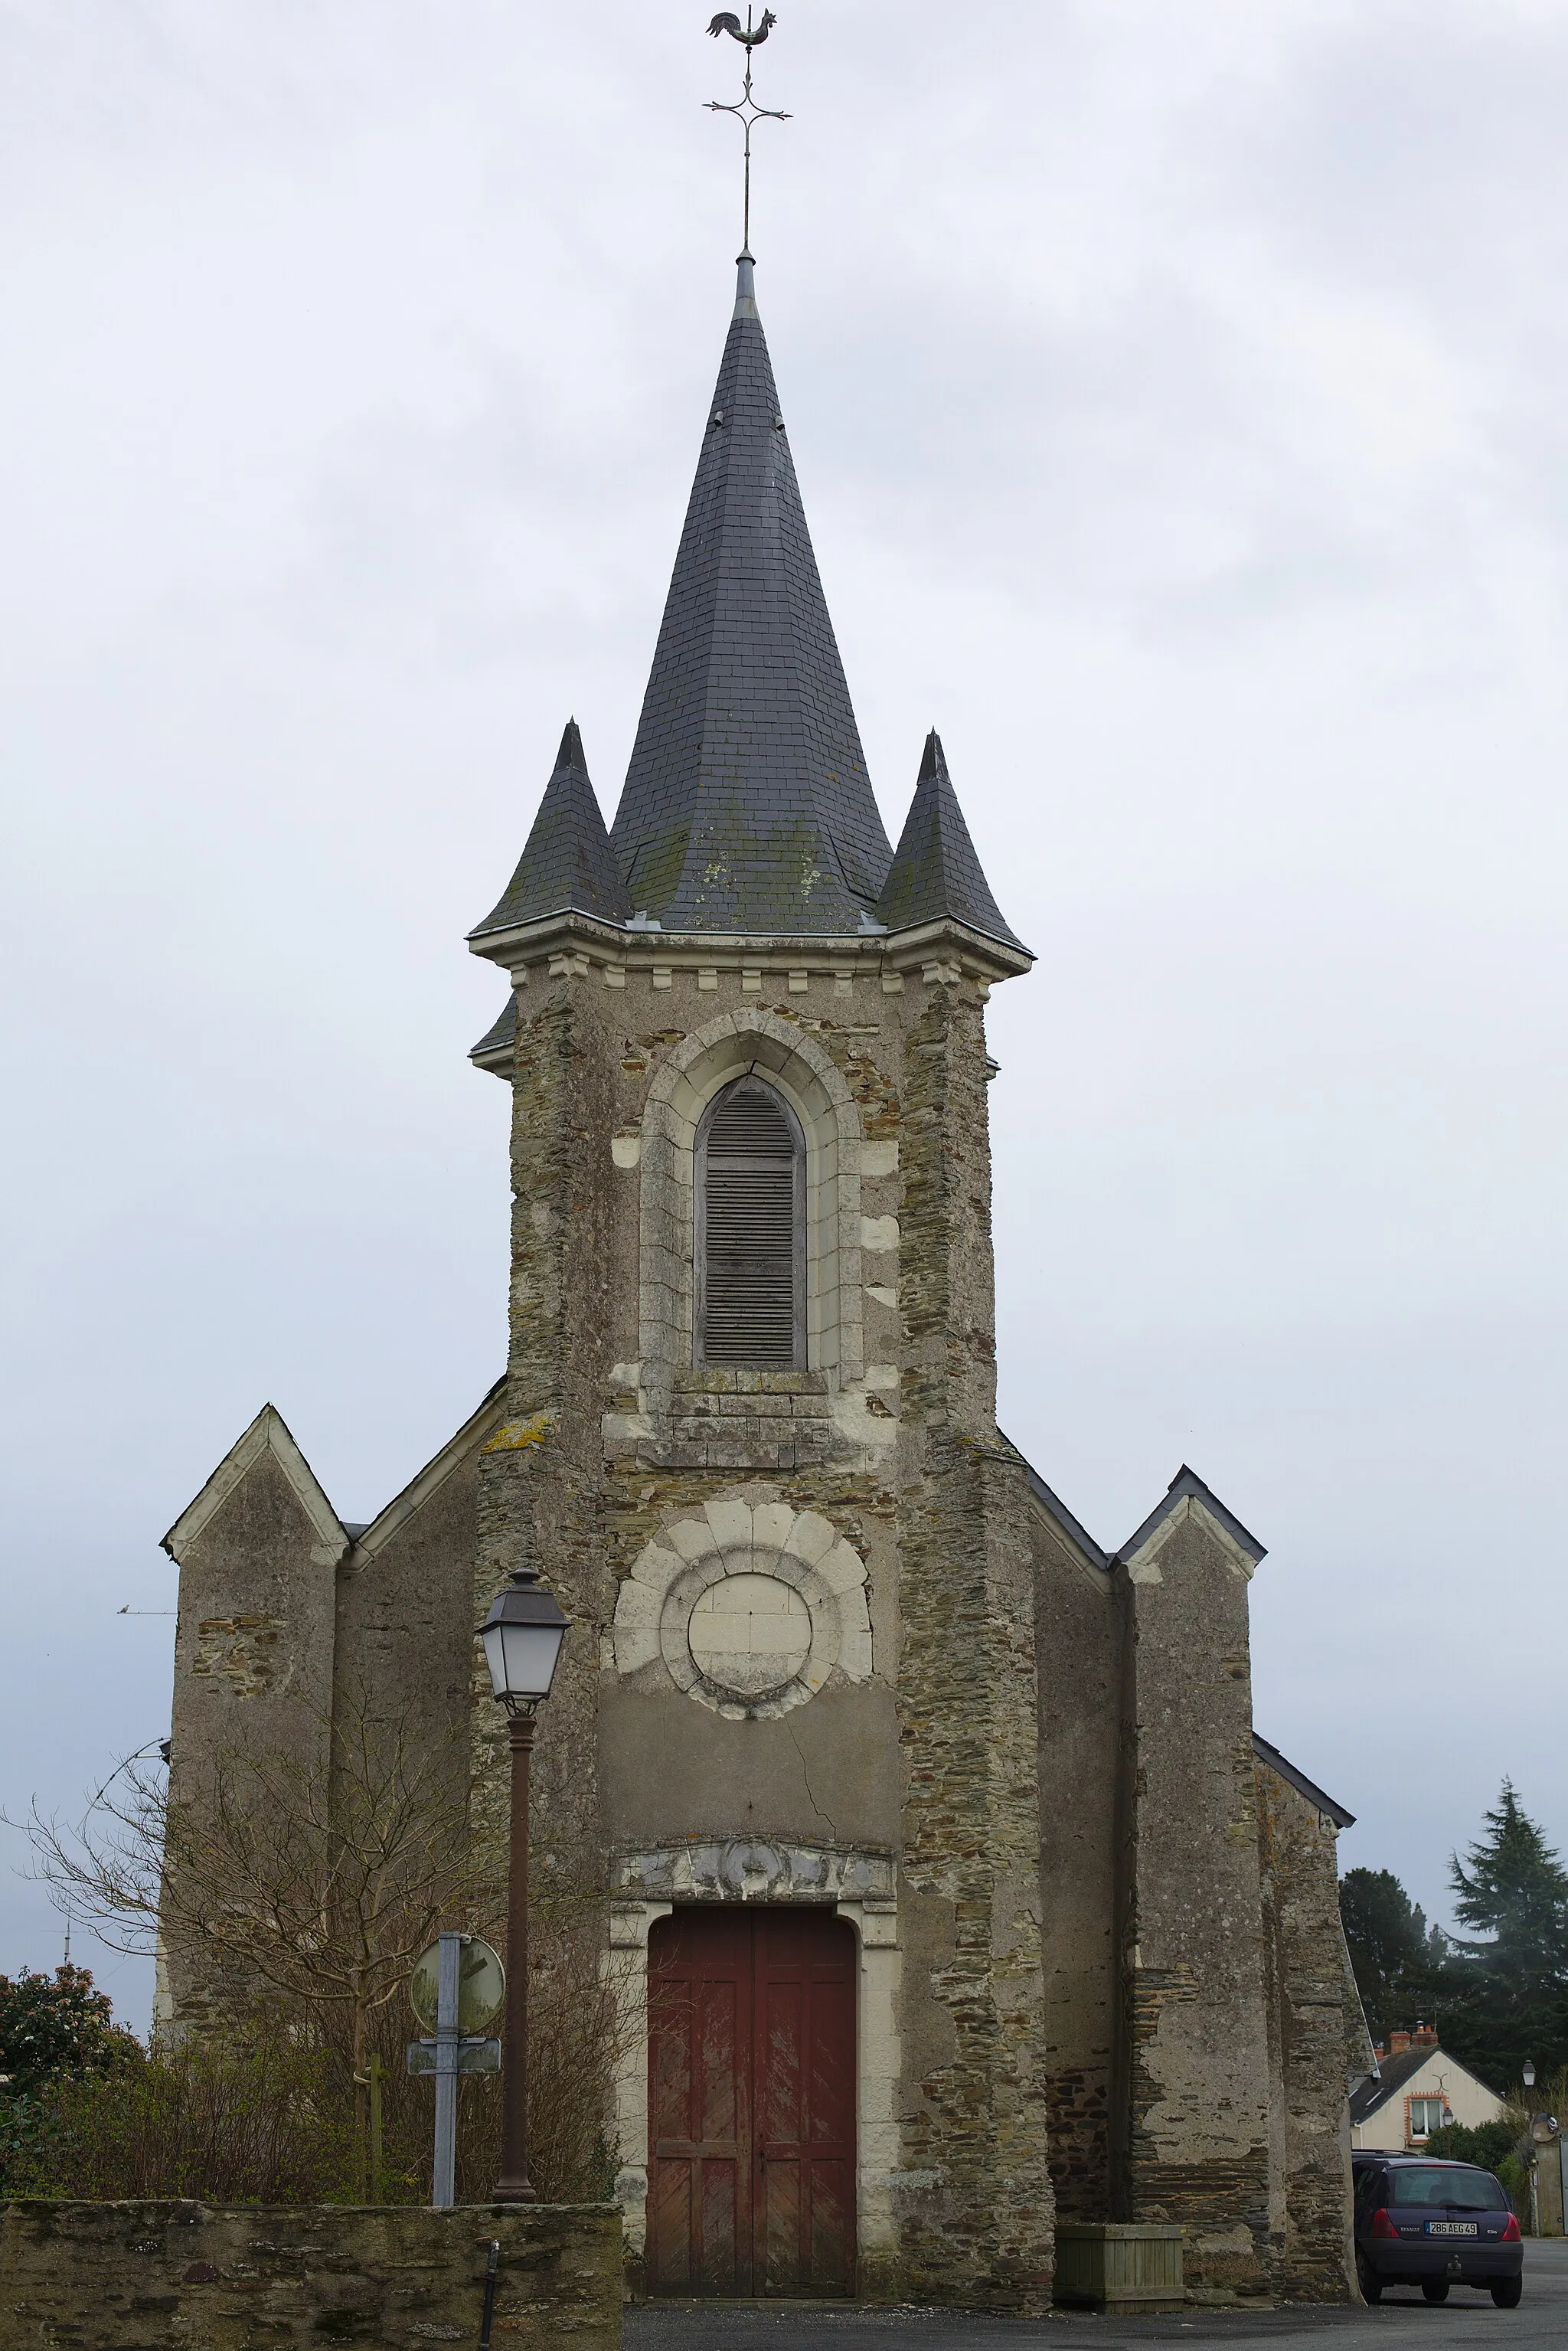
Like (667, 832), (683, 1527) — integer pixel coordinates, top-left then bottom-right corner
(479, 1562), (569, 2204)
(1524, 2060), (1537, 2094)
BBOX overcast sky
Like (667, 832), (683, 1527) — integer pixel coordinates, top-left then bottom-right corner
(4, 0), (1566, 2031)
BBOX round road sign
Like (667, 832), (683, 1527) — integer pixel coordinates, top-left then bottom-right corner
(410, 1935), (505, 2035)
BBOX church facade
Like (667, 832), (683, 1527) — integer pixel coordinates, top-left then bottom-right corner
(162, 253), (1361, 2309)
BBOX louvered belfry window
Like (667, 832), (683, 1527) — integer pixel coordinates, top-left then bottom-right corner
(695, 1077), (805, 1368)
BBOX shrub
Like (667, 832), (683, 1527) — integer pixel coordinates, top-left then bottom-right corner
(9, 2029), (358, 2204)
(0, 1964), (136, 2093)
(1419, 2117), (1522, 2174)
(1497, 2152), (1531, 2219)
(0, 1964), (139, 2192)
(8, 1910), (631, 2207)
(1420, 2111), (1534, 2222)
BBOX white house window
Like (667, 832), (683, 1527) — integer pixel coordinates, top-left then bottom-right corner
(694, 1075), (805, 1368)
(1408, 2097), (1446, 2140)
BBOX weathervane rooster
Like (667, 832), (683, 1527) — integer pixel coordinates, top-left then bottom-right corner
(708, 11), (777, 44)
(705, 10), (789, 253)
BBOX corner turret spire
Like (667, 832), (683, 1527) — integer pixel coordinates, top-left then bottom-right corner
(608, 259), (893, 934)
(876, 731), (1029, 955)
(470, 720), (630, 939)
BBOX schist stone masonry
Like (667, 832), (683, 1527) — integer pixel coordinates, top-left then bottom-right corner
(160, 251), (1362, 2310)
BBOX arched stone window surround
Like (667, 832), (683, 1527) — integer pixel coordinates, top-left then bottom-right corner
(638, 1010), (864, 1394)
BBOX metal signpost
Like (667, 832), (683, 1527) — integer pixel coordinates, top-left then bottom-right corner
(407, 1931), (505, 2208)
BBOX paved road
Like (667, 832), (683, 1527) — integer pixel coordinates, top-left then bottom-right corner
(626, 2240), (1568, 2351)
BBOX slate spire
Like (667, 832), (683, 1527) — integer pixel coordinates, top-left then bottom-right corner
(471, 719), (631, 938)
(875, 731), (1028, 954)
(609, 255), (893, 934)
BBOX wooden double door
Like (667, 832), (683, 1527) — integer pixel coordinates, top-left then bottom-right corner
(647, 1906), (857, 2297)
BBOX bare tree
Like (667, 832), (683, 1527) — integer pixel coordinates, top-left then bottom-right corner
(20, 1685), (493, 2189)
(19, 1689), (645, 2202)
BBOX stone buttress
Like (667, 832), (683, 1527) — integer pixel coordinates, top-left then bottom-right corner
(1117, 1475), (1276, 2297)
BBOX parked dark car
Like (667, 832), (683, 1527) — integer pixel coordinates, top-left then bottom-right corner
(1352, 2153), (1523, 2306)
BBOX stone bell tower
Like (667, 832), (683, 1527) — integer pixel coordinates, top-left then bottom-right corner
(465, 249), (1051, 2305)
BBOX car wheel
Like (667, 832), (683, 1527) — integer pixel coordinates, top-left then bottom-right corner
(1490, 2277), (1523, 2309)
(1421, 2280), (1449, 2303)
(1356, 2252), (1383, 2306)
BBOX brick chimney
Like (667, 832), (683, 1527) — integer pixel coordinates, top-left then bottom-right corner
(1413, 2022), (1438, 2047)
(1390, 2030), (1412, 2056)
(1374, 2043), (1386, 2062)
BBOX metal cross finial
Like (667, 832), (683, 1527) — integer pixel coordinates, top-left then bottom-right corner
(705, 12), (790, 256)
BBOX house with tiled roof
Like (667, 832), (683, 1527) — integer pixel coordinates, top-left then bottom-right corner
(1351, 2025), (1505, 2152)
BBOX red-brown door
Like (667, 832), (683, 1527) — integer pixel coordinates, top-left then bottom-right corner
(647, 1908), (856, 2297)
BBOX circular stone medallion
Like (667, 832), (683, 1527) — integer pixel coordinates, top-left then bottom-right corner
(687, 1572), (811, 1699)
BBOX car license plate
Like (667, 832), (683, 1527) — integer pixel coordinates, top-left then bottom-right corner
(1426, 2222), (1476, 2236)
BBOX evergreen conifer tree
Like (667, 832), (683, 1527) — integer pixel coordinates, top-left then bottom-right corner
(1341, 1866), (1446, 2045)
(1442, 1781), (1568, 2089)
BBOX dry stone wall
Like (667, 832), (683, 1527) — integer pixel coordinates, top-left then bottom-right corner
(0, 2201), (620, 2350)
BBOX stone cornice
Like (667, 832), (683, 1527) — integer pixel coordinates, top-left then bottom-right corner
(468, 907), (1032, 990)
(876, 915), (1034, 983)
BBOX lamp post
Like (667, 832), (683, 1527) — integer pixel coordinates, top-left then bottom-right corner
(479, 1561), (569, 2204)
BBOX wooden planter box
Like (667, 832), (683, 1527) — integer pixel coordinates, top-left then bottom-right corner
(1054, 2222), (1184, 2313)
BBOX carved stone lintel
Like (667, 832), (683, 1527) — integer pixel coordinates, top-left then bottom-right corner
(611, 1837), (895, 1908)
